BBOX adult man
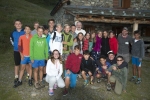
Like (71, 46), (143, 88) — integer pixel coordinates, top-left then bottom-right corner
(75, 21), (86, 35)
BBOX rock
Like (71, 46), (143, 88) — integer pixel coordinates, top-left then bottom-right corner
(31, 92), (37, 97)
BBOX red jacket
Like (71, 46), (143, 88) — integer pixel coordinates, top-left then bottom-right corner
(65, 53), (83, 73)
(109, 37), (118, 55)
(83, 39), (89, 51)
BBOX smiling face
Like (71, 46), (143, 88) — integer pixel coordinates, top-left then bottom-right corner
(109, 32), (115, 38)
(24, 26), (31, 34)
(71, 26), (76, 33)
(78, 33), (83, 40)
(37, 28), (44, 37)
(64, 25), (70, 33)
(34, 23), (39, 30)
(117, 57), (124, 66)
(98, 32), (102, 38)
(83, 54), (90, 60)
(48, 21), (55, 28)
(108, 54), (115, 60)
(14, 21), (22, 30)
(103, 31), (108, 38)
(122, 29), (128, 36)
(53, 50), (59, 59)
(76, 22), (82, 30)
(85, 33), (90, 40)
(100, 58), (106, 65)
(91, 32), (96, 39)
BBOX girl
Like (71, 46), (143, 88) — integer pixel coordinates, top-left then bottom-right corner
(109, 31), (118, 55)
(101, 31), (110, 57)
(46, 50), (65, 96)
(92, 31), (102, 61)
(83, 33), (90, 51)
(89, 31), (96, 53)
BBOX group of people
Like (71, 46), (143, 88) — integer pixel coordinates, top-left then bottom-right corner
(10, 18), (145, 96)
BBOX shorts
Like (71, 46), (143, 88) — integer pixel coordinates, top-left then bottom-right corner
(62, 53), (69, 61)
(32, 60), (45, 68)
(65, 70), (77, 88)
(21, 57), (31, 64)
(82, 69), (94, 76)
(132, 57), (141, 67)
(14, 51), (21, 66)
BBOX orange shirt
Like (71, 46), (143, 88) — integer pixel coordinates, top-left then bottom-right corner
(18, 34), (32, 56)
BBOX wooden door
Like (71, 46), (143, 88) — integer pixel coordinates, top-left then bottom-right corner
(122, 0), (131, 9)
(84, 25), (95, 33)
(112, 26), (123, 36)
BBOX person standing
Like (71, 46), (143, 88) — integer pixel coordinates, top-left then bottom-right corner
(31, 21), (39, 36)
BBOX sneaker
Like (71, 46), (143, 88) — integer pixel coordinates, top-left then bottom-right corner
(39, 80), (45, 88)
(34, 83), (41, 89)
(28, 79), (33, 86)
(13, 81), (22, 88)
(97, 79), (101, 83)
(14, 78), (18, 84)
(90, 81), (94, 85)
(63, 89), (68, 96)
(83, 80), (88, 87)
(135, 80), (141, 84)
(107, 83), (111, 91)
(129, 77), (136, 82)
(53, 83), (57, 90)
(49, 89), (54, 96)
(78, 74), (82, 78)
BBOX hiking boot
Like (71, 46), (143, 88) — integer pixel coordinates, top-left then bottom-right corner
(97, 78), (101, 83)
(129, 77), (136, 82)
(34, 83), (41, 89)
(53, 83), (57, 90)
(63, 89), (68, 96)
(135, 80), (141, 84)
(14, 78), (18, 84)
(28, 79), (33, 86)
(39, 80), (45, 88)
(13, 81), (22, 88)
(49, 89), (54, 96)
(107, 83), (111, 91)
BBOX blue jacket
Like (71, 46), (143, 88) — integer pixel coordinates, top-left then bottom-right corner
(10, 29), (25, 51)
(46, 34), (51, 52)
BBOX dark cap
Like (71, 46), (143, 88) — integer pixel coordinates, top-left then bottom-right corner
(123, 27), (128, 31)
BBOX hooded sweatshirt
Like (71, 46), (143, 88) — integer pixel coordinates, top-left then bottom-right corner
(30, 34), (48, 60)
(93, 35), (102, 52)
(101, 37), (110, 56)
(65, 53), (83, 73)
(49, 31), (63, 55)
(109, 37), (118, 55)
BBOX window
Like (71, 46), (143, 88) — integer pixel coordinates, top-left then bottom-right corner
(113, 0), (130, 9)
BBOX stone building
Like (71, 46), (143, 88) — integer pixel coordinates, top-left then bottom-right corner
(50, 0), (150, 37)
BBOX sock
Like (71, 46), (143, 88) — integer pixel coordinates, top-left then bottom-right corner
(27, 73), (29, 76)
(43, 74), (46, 78)
(19, 79), (22, 82)
(15, 75), (18, 79)
(138, 78), (141, 80)
(29, 77), (31, 80)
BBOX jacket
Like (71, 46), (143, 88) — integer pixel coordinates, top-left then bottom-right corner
(65, 53), (83, 73)
(93, 35), (102, 52)
(109, 37), (118, 55)
(30, 34), (48, 60)
(131, 39), (145, 58)
(62, 32), (73, 54)
(18, 34), (32, 56)
(83, 39), (89, 51)
(10, 29), (25, 51)
(46, 59), (63, 80)
(106, 57), (117, 65)
(101, 37), (110, 56)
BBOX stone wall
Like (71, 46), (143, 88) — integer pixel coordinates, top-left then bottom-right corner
(130, 0), (150, 10)
(69, 0), (113, 8)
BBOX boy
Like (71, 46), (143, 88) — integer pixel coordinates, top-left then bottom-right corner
(129, 30), (145, 84)
(14, 25), (33, 88)
(81, 50), (95, 86)
(31, 21), (39, 36)
(30, 26), (48, 89)
(48, 19), (56, 34)
(10, 19), (25, 87)
(62, 24), (73, 61)
(96, 55), (111, 90)
(106, 51), (117, 65)
(49, 24), (63, 55)
(109, 56), (128, 94)
(63, 45), (83, 96)
(71, 24), (77, 39)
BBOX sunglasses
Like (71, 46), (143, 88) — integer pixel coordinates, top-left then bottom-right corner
(117, 60), (123, 61)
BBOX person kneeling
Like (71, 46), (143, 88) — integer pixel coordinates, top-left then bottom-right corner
(81, 50), (95, 87)
(46, 50), (65, 96)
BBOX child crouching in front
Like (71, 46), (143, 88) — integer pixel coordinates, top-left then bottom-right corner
(46, 49), (65, 96)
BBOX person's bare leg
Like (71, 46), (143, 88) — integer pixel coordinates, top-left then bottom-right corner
(34, 68), (38, 83)
(81, 71), (87, 80)
(133, 65), (137, 76)
(26, 64), (30, 76)
(137, 67), (141, 79)
(28, 64), (32, 79)
(65, 77), (70, 88)
(19, 64), (26, 81)
(39, 67), (43, 81)
(43, 66), (46, 75)
(107, 72), (111, 83)
(15, 65), (20, 78)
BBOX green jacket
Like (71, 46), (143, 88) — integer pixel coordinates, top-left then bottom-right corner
(62, 32), (73, 54)
(109, 64), (128, 90)
(30, 34), (48, 60)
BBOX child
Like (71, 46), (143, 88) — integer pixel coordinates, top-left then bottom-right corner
(92, 31), (102, 61)
(31, 21), (39, 36)
(62, 24), (73, 61)
(48, 19), (56, 34)
(13, 25), (33, 88)
(89, 31), (96, 53)
(109, 31), (118, 55)
(75, 21), (86, 35)
(30, 26), (48, 89)
(96, 55), (111, 90)
(10, 19), (25, 87)
(49, 24), (63, 55)
(129, 30), (145, 84)
(71, 24), (77, 39)
(46, 50), (65, 96)
(101, 31), (110, 57)
(63, 45), (83, 96)
(106, 51), (117, 65)
(109, 56), (128, 94)
(83, 33), (90, 51)
(81, 50), (95, 86)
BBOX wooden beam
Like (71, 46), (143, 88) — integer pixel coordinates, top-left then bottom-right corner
(75, 17), (150, 24)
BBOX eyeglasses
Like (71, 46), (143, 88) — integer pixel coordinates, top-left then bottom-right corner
(117, 60), (123, 61)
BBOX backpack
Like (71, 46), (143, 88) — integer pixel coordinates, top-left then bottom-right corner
(52, 32), (64, 42)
